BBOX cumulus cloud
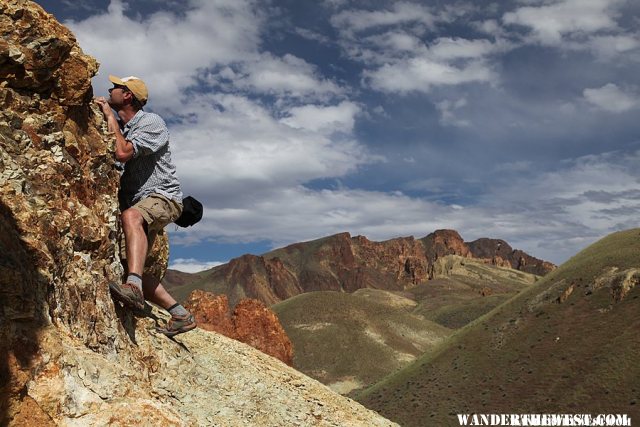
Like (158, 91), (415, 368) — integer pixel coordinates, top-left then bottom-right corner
(364, 31), (423, 53)
(69, 0), (343, 109)
(503, 0), (623, 45)
(428, 37), (500, 61)
(331, 10), (503, 94)
(280, 101), (361, 134)
(583, 83), (638, 112)
(173, 186), (462, 248)
(68, 0), (263, 108)
(330, 2), (436, 35)
(469, 149), (640, 261)
(167, 94), (374, 203)
(587, 34), (640, 58)
(221, 53), (344, 100)
(169, 258), (224, 273)
(365, 55), (495, 94)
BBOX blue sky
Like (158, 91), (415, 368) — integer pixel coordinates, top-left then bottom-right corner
(38, 0), (640, 271)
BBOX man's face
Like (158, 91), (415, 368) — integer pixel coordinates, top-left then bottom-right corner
(108, 85), (130, 108)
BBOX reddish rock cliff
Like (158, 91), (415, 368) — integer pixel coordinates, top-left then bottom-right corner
(421, 229), (471, 260)
(467, 238), (554, 276)
(351, 235), (428, 287)
(184, 290), (294, 366)
(233, 299), (294, 366)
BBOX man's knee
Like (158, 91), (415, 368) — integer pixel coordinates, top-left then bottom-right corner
(121, 208), (146, 230)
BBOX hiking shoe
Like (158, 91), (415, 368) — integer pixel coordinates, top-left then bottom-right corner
(156, 313), (197, 337)
(109, 282), (145, 311)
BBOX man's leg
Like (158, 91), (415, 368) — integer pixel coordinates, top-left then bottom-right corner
(121, 208), (148, 276)
(145, 273), (196, 336)
(142, 273), (177, 309)
(119, 195), (196, 335)
(108, 207), (149, 310)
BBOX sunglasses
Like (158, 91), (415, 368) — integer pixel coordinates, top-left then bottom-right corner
(109, 85), (129, 93)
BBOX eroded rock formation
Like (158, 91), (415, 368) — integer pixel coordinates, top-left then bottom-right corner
(183, 290), (294, 366)
(0, 2), (397, 425)
(466, 237), (555, 276)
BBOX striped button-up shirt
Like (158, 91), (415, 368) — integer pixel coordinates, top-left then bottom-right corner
(118, 110), (183, 208)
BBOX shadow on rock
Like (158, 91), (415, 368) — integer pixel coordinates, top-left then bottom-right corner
(0, 200), (52, 425)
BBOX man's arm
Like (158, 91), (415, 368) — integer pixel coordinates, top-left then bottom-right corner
(95, 97), (134, 163)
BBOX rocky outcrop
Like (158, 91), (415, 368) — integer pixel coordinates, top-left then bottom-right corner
(467, 238), (554, 276)
(183, 290), (294, 365)
(233, 298), (294, 365)
(0, 2), (397, 425)
(351, 235), (428, 288)
(1, 1), (126, 421)
(175, 230), (555, 307)
(588, 267), (640, 302)
(421, 229), (471, 260)
(183, 291), (236, 337)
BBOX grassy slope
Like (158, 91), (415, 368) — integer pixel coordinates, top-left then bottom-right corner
(357, 229), (640, 426)
(272, 258), (536, 395)
(411, 258), (537, 328)
(273, 290), (452, 395)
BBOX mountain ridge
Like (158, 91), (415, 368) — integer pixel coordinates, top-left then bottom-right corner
(166, 229), (555, 306)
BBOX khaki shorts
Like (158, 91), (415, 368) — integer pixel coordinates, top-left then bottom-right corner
(120, 194), (182, 262)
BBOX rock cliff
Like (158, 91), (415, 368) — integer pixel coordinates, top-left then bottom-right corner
(466, 237), (555, 276)
(171, 230), (555, 307)
(183, 290), (294, 366)
(0, 2), (397, 425)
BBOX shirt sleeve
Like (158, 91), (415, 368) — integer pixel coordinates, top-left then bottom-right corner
(128, 114), (170, 158)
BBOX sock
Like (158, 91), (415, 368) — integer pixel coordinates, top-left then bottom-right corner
(168, 303), (189, 317)
(126, 273), (143, 291)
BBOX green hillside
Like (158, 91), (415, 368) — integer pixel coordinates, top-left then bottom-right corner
(273, 290), (452, 395)
(273, 256), (538, 395)
(411, 256), (537, 328)
(357, 229), (640, 426)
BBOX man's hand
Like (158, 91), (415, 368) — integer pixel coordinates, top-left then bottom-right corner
(93, 96), (133, 162)
(94, 97), (114, 119)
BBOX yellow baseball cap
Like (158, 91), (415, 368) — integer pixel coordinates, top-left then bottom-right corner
(108, 75), (148, 105)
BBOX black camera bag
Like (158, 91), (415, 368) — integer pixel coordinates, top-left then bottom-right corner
(174, 196), (203, 227)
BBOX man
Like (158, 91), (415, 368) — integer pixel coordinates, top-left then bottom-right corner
(95, 75), (196, 337)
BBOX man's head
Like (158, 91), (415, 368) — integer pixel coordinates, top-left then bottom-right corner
(108, 75), (148, 111)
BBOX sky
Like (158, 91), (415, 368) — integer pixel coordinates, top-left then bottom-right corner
(37, 0), (640, 272)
